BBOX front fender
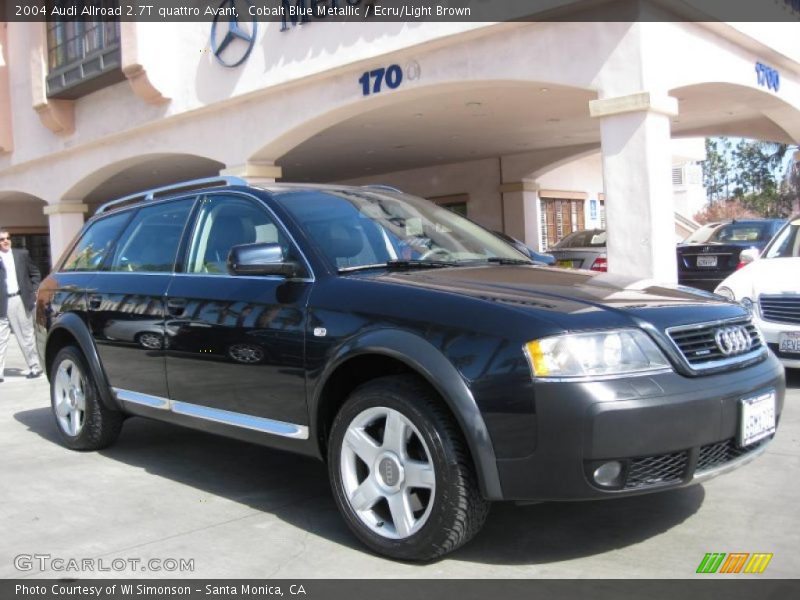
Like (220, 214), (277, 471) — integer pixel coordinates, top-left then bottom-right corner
(312, 329), (503, 500)
(46, 313), (120, 412)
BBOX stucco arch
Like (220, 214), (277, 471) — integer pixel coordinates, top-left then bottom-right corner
(60, 153), (225, 210)
(669, 82), (800, 143)
(0, 191), (48, 229)
(248, 79), (598, 181)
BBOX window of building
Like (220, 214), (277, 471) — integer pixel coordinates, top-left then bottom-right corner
(46, 2), (123, 98)
(10, 232), (52, 278)
(540, 197), (586, 249)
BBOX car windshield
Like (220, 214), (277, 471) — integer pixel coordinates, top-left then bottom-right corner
(274, 188), (530, 271)
(707, 222), (774, 243)
(763, 218), (800, 259)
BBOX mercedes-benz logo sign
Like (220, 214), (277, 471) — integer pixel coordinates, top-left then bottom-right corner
(210, 0), (258, 68)
(714, 326), (752, 356)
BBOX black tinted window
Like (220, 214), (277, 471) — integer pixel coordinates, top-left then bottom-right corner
(61, 211), (130, 272)
(708, 223), (773, 243)
(107, 199), (194, 272)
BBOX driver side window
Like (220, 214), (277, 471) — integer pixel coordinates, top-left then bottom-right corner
(186, 195), (292, 275)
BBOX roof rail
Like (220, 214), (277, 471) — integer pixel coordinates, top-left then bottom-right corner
(361, 184), (403, 193)
(95, 176), (249, 215)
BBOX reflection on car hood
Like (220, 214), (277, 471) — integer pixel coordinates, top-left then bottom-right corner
(371, 265), (721, 310)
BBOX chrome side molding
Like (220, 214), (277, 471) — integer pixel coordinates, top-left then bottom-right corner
(113, 388), (309, 440)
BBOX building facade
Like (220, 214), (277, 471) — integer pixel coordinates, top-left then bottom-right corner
(1, 2), (799, 281)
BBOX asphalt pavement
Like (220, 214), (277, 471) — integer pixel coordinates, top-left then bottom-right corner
(1, 338), (798, 579)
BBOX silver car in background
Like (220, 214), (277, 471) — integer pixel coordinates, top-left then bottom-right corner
(549, 228), (607, 271)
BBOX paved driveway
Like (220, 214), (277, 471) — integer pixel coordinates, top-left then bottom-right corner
(2, 340), (798, 578)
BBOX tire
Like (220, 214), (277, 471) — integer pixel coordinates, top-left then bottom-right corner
(328, 375), (490, 561)
(135, 331), (164, 350)
(50, 345), (123, 451)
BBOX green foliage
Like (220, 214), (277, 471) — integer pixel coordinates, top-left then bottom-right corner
(700, 137), (799, 218)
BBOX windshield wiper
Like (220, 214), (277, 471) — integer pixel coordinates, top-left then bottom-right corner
(337, 260), (458, 273)
(386, 259), (459, 269)
(480, 257), (533, 265)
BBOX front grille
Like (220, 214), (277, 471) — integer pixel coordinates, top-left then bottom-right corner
(759, 294), (800, 325)
(624, 451), (688, 490)
(695, 438), (767, 473)
(667, 318), (763, 370)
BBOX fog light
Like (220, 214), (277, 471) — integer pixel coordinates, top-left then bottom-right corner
(593, 461), (623, 487)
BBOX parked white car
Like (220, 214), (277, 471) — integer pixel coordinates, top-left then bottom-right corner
(715, 216), (800, 369)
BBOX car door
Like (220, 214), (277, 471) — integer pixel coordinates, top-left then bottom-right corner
(88, 197), (196, 400)
(165, 192), (312, 428)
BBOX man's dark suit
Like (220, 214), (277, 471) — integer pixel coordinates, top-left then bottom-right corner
(0, 248), (41, 318)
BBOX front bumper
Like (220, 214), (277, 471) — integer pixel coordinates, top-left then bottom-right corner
(755, 315), (800, 369)
(495, 353), (785, 500)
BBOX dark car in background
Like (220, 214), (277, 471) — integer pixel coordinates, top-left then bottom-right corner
(36, 179), (784, 561)
(493, 230), (556, 265)
(677, 219), (785, 292)
(548, 228), (607, 271)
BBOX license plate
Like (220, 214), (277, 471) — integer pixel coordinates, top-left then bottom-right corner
(556, 259), (574, 268)
(778, 331), (800, 354)
(738, 390), (776, 447)
(697, 256), (718, 267)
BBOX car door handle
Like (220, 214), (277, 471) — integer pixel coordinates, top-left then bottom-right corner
(88, 295), (102, 310)
(166, 299), (187, 317)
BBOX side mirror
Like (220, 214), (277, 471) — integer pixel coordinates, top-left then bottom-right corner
(737, 247), (760, 268)
(227, 243), (300, 277)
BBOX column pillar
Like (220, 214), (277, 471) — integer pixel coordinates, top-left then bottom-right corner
(43, 202), (88, 264)
(220, 161), (282, 185)
(590, 92), (679, 282)
(499, 180), (543, 251)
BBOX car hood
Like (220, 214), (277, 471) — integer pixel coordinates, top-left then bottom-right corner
(365, 265), (742, 330)
(717, 257), (800, 297)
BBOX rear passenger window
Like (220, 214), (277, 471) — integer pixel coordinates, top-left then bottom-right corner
(61, 211), (130, 272)
(186, 195), (292, 275)
(107, 198), (194, 272)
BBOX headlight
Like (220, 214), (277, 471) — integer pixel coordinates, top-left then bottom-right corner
(740, 297), (755, 315)
(715, 286), (735, 301)
(524, 329), (671, 378)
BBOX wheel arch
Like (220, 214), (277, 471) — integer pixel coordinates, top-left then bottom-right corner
(45, 313), (120, 412)
(312, 329), (503, 500)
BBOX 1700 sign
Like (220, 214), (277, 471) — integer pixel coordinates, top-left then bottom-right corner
(359, 65), (404, 96)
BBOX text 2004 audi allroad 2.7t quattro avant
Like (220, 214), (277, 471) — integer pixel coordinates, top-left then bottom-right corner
(35, 178), (784, 561)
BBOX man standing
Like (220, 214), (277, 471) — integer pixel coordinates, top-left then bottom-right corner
(0, 228), (42, 383)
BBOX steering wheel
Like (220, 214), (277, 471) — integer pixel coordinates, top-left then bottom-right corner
(419, 247), (453, 261)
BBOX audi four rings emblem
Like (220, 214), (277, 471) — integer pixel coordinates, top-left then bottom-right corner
(714, 326), (752, 356)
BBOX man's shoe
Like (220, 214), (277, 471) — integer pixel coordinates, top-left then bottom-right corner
(26, 369), (42, 379)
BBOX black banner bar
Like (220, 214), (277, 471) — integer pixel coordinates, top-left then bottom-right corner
(3, 580), (800, 600)
(2, 0), (799, 23)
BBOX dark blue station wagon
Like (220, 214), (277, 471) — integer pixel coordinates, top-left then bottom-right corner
(36, 178), (784, 560)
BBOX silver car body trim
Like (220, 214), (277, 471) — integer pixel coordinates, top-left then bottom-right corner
(692, 441), (769, 483)
(113, 388), (309, 439)
(114, 388), (170, 410)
